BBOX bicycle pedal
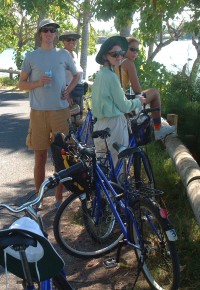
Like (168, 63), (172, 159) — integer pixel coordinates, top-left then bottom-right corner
(103, 257), (118, 269)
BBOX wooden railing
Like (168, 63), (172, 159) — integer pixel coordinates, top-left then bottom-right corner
(0, 68), (20, 79)
(164, 114), (200, 225)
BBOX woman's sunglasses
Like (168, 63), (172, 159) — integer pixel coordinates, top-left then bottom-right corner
(40, 27), (57, 33)
(129, 47), (139, 53)
(108, 50), (126, 58)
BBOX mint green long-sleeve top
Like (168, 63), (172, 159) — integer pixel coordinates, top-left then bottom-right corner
(91, 67), (141, 119)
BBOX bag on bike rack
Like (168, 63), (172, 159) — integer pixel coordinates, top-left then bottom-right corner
(51, 133), (90, 192)
(130, 115), (152, 146)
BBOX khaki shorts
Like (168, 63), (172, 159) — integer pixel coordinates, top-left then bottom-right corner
(26, 108), (70, 150)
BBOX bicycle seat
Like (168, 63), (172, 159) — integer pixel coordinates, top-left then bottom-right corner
(92, 128), (111, 139)
(0, 231), (37, 249)
(0, 217), (64, 281)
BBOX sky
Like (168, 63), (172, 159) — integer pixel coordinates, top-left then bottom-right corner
(91, 18), (116, 32)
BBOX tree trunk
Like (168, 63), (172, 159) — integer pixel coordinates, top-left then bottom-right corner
(190, 34), (200, 84)
(76, 13), (82, 56)
(80, 6), (91, 80)
(120, 25), (132, 37)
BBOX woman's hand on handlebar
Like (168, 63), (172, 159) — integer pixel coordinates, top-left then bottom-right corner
(139, 95), (147, 106)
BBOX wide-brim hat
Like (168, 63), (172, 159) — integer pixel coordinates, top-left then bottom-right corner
(59, 30), (81, 41)
(38, 18), (60, 31)
(96, 36), (128, 65)
(0, 217), (64, 281)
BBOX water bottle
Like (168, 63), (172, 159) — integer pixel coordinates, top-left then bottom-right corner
(44, 70), (52, 88)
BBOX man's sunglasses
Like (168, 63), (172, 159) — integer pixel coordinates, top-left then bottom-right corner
(40, 27), (57, 33)
(108, 50), (126, 58)
(129, 47), (139, 53)
(65, 38), (77, 42)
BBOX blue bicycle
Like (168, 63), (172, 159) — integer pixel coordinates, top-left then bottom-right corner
(74, 95), (94, 146)
(53, 130), (180, 290)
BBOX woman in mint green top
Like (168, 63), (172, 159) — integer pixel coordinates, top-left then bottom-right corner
(92, 36), (146, 166)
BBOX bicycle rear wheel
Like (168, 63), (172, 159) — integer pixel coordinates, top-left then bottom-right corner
(130, 198), (180, 290)
(53, 189), (123, 258)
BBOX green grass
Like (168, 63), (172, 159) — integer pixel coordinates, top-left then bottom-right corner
(145, 141), (200, 289)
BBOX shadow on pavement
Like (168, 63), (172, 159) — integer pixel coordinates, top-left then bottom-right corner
(0, 91), (31, 153)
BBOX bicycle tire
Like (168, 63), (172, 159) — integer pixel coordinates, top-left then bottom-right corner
(53, 187), (123, 258)
(130, 198), (180, 290)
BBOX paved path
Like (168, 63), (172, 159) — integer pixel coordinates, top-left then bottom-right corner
(0, 90), (53, 203)
(0, 90), (55, 289)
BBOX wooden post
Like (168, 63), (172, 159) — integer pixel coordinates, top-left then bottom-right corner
(0, 68), (20, 78)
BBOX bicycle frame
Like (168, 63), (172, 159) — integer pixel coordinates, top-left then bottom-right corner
(97, 132), (154, 189)
(93, 160), (149, 252)
(116, 136), (154, 185)
(76, 96), (94, 145)
(76, 108), (93, 144)
(90, 159), (177, 267)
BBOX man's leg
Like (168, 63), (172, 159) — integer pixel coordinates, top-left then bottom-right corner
(55, 183), (64, 204)
(50, 108), (70, 207)
(34, 149), (48, 192)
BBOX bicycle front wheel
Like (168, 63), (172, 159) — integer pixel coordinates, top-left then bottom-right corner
(53, 190), (123, 258)
(131, 198), (180, 290)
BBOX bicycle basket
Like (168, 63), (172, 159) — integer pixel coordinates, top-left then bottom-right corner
(51, 132), (90, 192)
(130, 115), (152, 146)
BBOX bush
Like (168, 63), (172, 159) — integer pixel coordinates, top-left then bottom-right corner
(0, 76), (19, 87)
(135, 55), (200, 159)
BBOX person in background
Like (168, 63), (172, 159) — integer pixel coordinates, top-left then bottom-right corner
(59, 30), (84, 125)
(19, 19), (80, 209)
(92, 36), (146, 166)
(115, 36), (176, 140)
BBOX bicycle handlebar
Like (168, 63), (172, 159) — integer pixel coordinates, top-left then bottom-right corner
(129, 106), (160, 120)
(0, 162), (86, 213)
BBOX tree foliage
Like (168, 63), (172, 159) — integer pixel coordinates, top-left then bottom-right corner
(93, 0), (200, 80)
(1, 0), (199, 79)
